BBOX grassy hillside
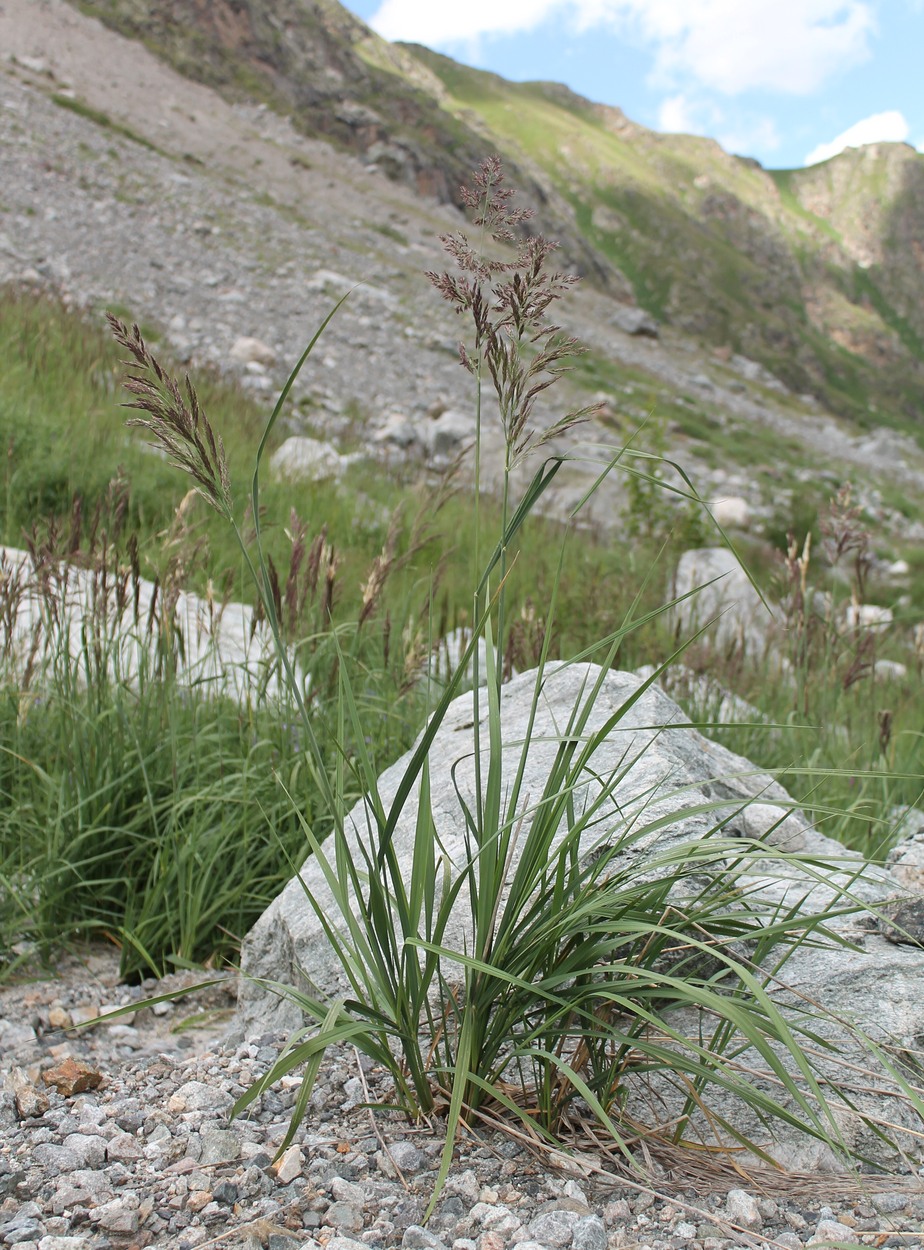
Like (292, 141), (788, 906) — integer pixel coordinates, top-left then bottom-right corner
(405, 46), (924, 429)
(3, 285), (923, 984)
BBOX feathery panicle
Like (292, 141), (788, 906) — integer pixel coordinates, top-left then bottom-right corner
(107, 313), (233, 520)
(427, 158), (602, 463)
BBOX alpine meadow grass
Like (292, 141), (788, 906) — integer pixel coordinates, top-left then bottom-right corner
(82, 158), (924, 1206)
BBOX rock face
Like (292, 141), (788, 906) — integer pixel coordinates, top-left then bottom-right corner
(240, 662), (924, 1168)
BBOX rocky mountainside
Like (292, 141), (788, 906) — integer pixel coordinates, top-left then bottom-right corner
(62, 0), (924, 427)
(3, 0), (924, 568)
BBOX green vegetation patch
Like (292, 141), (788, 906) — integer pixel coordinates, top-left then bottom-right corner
(51, 93), (161, 152)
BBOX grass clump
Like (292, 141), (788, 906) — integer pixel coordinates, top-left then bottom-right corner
(51, 93), (160, 152)
(95, 158), (924, 1200)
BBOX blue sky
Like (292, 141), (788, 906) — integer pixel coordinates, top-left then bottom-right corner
(341, 0), (923, 169)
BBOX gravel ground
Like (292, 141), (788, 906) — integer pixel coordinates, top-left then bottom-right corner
(2, 949), (923, 1250)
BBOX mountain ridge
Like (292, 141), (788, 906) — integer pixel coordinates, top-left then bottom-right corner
(64, 0), (924, 429)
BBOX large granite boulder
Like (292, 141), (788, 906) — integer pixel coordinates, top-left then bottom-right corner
(239, 662), (924, 1169)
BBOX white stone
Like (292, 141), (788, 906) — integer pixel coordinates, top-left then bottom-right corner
(711, 496), (751, 529)
(228, 335), (276, 367)
(269, 435), (355, 482)
(738, 802), (808, 851)
(874, 659), (907, 680)
(633, 663), (761, 728)
(842, 602), (893, 632)
(887, 814), (924, 892)
(426, 625), (515, 690)
(0, 546), (300, 706)
(373, 412), (418, 449)
(611, 305), (659, 338)
(272, 1144), (304, 1184)
(725, 1188), (762, 1228)
(671, 547), (773, 654)
(808, 1219), (855, 1245)
(420, 409), (473, 459)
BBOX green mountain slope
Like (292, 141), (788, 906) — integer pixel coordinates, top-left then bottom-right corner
(68, 0), (924, 428)
(405, 46), (924, 427)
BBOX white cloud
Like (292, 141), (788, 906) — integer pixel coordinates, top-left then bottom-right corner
(657, 93), (705, 134)
(803, 110), (911, 164)
(623, 0), (875, 96)
(366, 0), (876, 96)
(656, 93), (779, 158)
(717, 116), (781, 157)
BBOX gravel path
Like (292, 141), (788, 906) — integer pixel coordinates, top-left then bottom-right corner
(2, 950), (923, 1250)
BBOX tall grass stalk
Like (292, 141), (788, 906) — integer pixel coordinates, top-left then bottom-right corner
(107, 160), (923, 1208)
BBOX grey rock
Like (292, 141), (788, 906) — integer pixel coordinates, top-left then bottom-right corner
(374, 412), (418, 448)
(0, 1020), (37, 1048)
(725, 1189), (761, 1229)
(240, 662), (924, 1168)
(445, 1170), (481, 1204)
(197, 1128), (241, 1165)
(330, 1176), (366, 1205)
(93, 1196), (140, 1235)
(671, 547), (773, 654)
(67, 1169), (113, 1197)
(267, 1236), (300, 1250)
(402, 1227), (448, 1250)
(169, 1080), (229, 1113)
(808, 1219), (855, 1245)
(420, 408), (472, 459)
(269, 435), (356, 483)
(324, 1202), (364, 1232)
(0, 1169), (25, 1200)
(61, 1134), (107, 1169)
(737, 802), (808, 850)
(774, 1235), (803, 1250)
(877, 898), (924, 947)
(611, 305), (659, 338)
(870, 1191), (910, 1214)
(30, 1146), (80, 1174)
(572, 1215), (607, 1250)
(1, 1218), (45, 1244)
(238, 1165), (274, 1199)
(105, 1131), (143, 1162)
(887, 823), (924, 892)
(387, 1141), (425, 1173)
(711, 495), (751, 529)
(229, 335), (276, 367)
(526, 1208), (582, 1247)
(210, 1179), (238, 1206)
(49, 1185), (92, 1216)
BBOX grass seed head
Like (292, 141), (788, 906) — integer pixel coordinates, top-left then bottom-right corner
(107, 314), (232, 521)
(428, 157), (603, 462)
